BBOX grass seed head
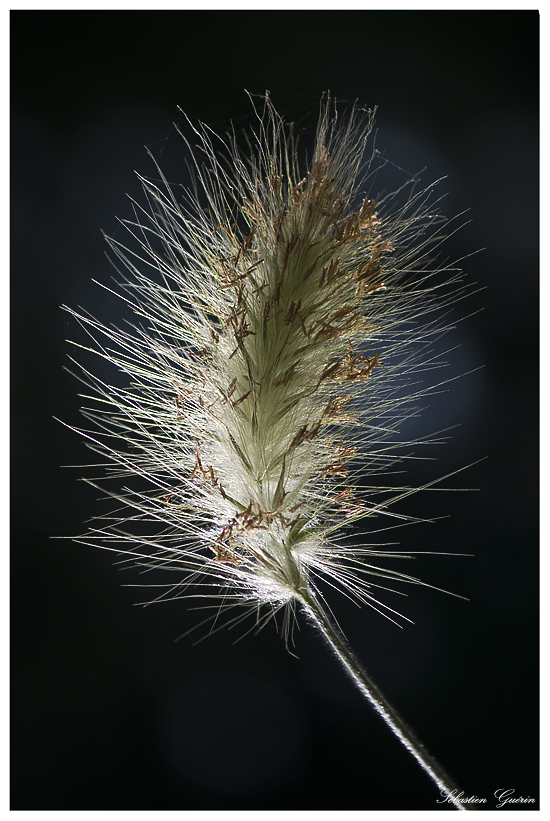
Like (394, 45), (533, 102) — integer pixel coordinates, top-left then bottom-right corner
(63, 93), (470, 643)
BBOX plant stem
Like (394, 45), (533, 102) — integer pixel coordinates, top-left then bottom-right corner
(298, 590), (469, 811)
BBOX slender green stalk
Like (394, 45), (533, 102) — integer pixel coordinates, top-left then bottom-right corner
(299, 590), (469, 812)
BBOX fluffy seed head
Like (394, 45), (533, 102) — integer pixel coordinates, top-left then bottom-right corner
(63, 93), (469, 641)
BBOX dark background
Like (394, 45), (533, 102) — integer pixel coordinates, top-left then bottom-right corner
(11, 10), (539, 811)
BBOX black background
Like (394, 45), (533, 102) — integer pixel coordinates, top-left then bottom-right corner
(11, 9), (539, 812)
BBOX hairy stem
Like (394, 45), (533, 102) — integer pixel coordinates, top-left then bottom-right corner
(298, 590), (469, 811)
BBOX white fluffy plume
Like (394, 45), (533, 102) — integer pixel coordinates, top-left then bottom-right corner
(62, 93), (470, 643)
